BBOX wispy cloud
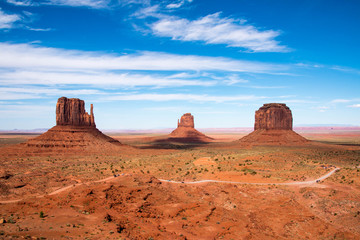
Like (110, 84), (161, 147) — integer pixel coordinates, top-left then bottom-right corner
(166, 0), (192, 9)
(0, 8), (22, 29)
(348, 104), (360, 108)
(105, 93), (267, 102)
(44, 0), (110, 8)
(0, 70), (216, 87)
(330, 66), (360, 75)
(0, 87), (102, 100)
(332, 99), (352, 103)
(6, 0), (33, 6)
(331, 98), (360, 108)
(221, 74), (248, 85)
(0, 104), (54, 120)
(0, 42), (288, 73)
(0, 8), (51, 31)
(6, 0), (111, 8)
(247, 85), (287, 89)
(0, 92), (42, 100)
(0, 87), (102, 95)
(26, 27), (52, 31)
(148, 12), (289, 52)
(312, 106), (330, 112)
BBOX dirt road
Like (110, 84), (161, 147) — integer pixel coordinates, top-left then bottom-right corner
(0, 168), (339, 204)
(159, 167), (340, 186)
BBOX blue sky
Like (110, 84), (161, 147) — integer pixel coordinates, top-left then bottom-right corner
(0, 0), (359, 130)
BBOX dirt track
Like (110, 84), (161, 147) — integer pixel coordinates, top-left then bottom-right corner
(0, 168), (339, 204)
(159, 167), (340, 185)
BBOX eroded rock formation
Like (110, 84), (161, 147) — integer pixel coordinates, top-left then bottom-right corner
(169, 113), (213, 143)
(56, 97), (95, 127)
(177, 113), (194, 128)
(22, 96), (122, 152)
(239, 103), (308, 145)
(255, 103), (292, 130)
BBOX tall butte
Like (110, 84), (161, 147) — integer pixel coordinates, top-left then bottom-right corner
(239, 103), (308, 145)
(24, 97), (122, 152)
(56, 97), (95, 127)
(168, 113), (213, 143)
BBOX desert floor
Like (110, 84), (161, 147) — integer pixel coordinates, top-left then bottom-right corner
(0, 130), (359, 239)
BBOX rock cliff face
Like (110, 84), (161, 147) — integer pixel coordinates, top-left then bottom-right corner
(254, 103), (292, 130)
(177, 113), (194, 128)
(239, 103), (308, 145)
(56, 97), (95, 127)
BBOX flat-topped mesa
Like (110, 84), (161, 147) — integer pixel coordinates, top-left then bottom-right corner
(56, 97), (95, 127)
(177, 113), (194, 128)
(254, 103), (292, 130)
(238, 103), (308, 145)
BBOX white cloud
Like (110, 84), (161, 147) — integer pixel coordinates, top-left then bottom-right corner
(248, 85), (287, 89)
(0, 104), (54, 118)
(0, 87), (101, 95)
(330, 66), (360, 75)
(0, 8), (49, 31)
(6, 0), (111, 8)
(0, 42), (287, 73)
(312, 106), (330, 112)
(222, 74), (248, 85)
(0, 87), (102, 100)
(132, 5), (165, 19)
(6, 0), (33, 6)
(331, 99), (351, 103)
(349, 104), (360, 108)
(0, 8), (22, 29)
(105, 93), (267, 102)
(0, 70), (216, 87)
(0, 92), (42, 100)
(150, 12), (289, 52)
(166, 0), (192, 9)
(44, 0), (110, 8)
(26, 27), (52, 31)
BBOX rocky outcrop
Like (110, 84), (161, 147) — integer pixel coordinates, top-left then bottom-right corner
(239, 103), (308, 145)
(22, 96), (123, 152)
(56, 97), (95, 127)
(177, 113), (194, 128)
(255, 103), (292, 130)
(169, 113), (213, 143)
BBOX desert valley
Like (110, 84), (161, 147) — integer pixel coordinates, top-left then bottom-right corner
(0, 97), (359, 240)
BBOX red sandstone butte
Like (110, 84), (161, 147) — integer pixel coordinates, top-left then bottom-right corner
(254, 103), (292, 130)
(239, 103), (308, 145)
(169, 113), (213, 143)
(177, 113), (195, 128)
(23, 97), (122, 151)
(56, 97), (95, 127)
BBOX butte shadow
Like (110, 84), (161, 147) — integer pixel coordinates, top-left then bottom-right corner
(237, 103), (309, 146)
(5, 97), (126, 155)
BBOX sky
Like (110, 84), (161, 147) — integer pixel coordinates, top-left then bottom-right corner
(0, 0), (359, 130)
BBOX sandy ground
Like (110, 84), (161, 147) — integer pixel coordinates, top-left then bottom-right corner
(0, 131), (359, 239)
